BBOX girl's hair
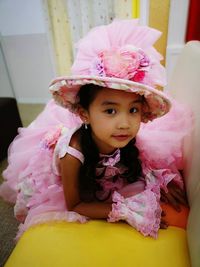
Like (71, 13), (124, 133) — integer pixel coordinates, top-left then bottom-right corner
(77, 84), (142, 202)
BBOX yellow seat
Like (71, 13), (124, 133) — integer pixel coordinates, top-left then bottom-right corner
(5, 221), (190, 267)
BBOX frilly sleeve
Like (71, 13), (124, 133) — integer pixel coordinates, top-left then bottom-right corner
(108, 190), (161, 238)
(144, 166), (184, 198)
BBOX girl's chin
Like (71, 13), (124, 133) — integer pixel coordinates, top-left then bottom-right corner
(99, 143), (129, 154)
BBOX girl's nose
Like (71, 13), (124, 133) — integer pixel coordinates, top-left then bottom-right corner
(117, 115), (130, 129)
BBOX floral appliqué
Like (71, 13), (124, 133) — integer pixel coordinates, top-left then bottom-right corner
(41, 125), (63, 150)
(90, 45), (151, 83)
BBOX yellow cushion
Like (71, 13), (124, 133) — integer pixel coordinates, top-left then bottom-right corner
(5, 221), (190, 267)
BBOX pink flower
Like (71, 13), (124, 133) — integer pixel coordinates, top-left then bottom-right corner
(60, 86), (78, 105)
(51, 81), (78, 108)
(101, 50), (140, 79)
(91, 57), (106, 76)
(139, 50), (150, 67)
(132, 70), (145, 82)
(90, 46), (150, 82)
(43, 126), (62, 149)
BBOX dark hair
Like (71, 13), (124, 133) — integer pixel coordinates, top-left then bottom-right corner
(77, 84), (142, 201)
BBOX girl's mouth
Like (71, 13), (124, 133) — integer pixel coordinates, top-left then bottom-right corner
(112, 135), (130, 141)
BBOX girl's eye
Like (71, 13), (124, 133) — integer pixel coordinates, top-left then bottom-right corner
(105, 109), (116, 115)
(130, 107), (138, 113)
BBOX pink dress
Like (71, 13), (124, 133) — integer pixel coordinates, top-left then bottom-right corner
(0, 98), (193, 239)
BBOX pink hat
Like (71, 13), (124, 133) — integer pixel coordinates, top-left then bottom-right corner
(49, 19), (171, 122)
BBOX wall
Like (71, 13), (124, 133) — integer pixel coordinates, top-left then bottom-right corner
(0, 40), (13, 97)
(166, 0), (189, 81)
(0, 0), (55, 103)
(0, 0), (189, 102)
(149, 0), (170, 65)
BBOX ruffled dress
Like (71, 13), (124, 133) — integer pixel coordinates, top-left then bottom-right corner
(0, 98), (193, 240)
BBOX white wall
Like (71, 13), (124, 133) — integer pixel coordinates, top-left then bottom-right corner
(0, 0), (46, 36)
(166, 0), (189, 82)
(0, 0), (55, 103)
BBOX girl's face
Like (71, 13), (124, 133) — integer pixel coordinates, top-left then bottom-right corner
(81, 87), (142, 154)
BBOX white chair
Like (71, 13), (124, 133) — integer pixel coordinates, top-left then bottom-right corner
(167, 41), (200, 267)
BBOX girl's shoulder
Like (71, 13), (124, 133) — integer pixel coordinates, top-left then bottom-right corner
(60, 130), (83, 169)
(52, 126), (84, 175)
(60, 127), (83, 162)
(69, 129), (82, 153)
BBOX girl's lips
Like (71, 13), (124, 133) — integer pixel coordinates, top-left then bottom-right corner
(112, 135), (130, 141)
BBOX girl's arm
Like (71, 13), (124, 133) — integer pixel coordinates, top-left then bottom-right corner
(60, 153), (111, 219)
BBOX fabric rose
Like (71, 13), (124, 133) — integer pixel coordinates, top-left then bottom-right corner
(90, 45), (151, 83)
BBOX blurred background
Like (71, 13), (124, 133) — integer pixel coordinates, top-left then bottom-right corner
(0, 0), (199, 265)
(1, 0), (199, 105)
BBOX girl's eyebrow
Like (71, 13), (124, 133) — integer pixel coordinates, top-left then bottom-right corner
(101, 101), (119, 106)
(101, 99), (142, 106)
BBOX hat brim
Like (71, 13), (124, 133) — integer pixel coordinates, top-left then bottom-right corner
(49, 75), (171, 122)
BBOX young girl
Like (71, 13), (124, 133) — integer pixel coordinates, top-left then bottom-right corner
(0, 20), (191, 239)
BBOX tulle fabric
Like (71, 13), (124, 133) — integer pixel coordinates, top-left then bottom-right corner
(0, 98), (193, 239)
(0, 100), (81, 204)
(136, 97), (193, 200)
(71, 19), (166, 87)
(0, 100), (83, 239)
(137, 97), (193, 172)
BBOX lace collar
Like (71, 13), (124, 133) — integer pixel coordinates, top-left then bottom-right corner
(99, 149), (120, 167)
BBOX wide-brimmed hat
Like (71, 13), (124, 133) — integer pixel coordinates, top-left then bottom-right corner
(49, 19), (171, 122)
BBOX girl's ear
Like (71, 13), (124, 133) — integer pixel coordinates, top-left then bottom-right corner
(77, 105), (90, 124)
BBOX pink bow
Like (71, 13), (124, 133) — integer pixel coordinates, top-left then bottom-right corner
(100, 149), (120, 167)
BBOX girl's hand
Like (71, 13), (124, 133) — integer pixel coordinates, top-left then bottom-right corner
(118, 181), (145, 198)
(160, 180), (188, 212)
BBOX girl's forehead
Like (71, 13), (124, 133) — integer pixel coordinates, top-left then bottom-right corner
(95, 87), (141, 102)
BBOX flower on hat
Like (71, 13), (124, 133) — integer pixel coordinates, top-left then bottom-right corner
(90, 45), (151, 84)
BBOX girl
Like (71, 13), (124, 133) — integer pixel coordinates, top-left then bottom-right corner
(0, 20), (191, 239)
